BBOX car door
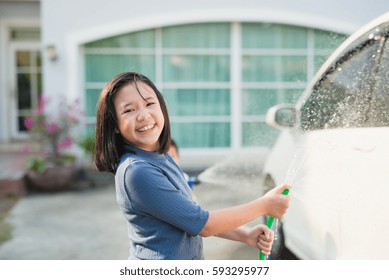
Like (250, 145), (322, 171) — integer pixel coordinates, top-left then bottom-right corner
(284, 26), (389, 259)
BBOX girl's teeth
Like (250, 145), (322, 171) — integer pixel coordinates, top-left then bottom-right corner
(138, 124), (154, 132)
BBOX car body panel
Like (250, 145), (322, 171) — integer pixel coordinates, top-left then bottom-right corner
(274, 128), (389, 259)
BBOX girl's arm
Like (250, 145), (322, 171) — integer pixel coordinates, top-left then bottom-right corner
(217, 225), (274, 255)
(199, 184), (290, 237)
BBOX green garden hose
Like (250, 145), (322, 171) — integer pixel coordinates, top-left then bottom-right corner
(259, 188), (290, 260)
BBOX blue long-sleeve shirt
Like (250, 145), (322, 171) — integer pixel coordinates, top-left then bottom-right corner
(115, 145), (209, 260)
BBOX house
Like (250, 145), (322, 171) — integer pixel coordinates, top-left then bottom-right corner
(1, 0), (388, 170)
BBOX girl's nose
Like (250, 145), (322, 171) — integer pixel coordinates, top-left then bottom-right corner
(137, 108), (151, 122)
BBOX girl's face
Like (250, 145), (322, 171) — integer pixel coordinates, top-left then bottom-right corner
(114, 82), (164, 152)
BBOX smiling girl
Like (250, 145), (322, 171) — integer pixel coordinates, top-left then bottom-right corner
(94, 72), (290, 260)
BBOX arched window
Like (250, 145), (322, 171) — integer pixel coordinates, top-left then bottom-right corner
(83, 22), (346, 149)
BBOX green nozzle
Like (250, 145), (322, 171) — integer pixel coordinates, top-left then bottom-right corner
(259, 188), (289, 260)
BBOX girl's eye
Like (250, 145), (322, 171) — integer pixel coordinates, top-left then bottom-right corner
(147, 102), (155, 107)
(124, 108), (134, 114)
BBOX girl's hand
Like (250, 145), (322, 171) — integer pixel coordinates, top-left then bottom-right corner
(245, 225), (274, 255)
(262, 184), (291, 219)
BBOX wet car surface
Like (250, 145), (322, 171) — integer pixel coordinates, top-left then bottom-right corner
(262, 12), (389, 259)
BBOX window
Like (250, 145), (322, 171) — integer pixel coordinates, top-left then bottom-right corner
(300, 36), (385, 130)
(84, 22), (346, 149)
(241, 23), (309, 146)
(370, 34), (389, 127)
(11, 27), (40, 41)
(161, 23), (231, 148)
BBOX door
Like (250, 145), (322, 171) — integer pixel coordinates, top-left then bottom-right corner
(10, 42), (42, 139)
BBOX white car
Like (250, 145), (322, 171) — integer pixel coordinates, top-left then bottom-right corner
(262, 11), (389, 260)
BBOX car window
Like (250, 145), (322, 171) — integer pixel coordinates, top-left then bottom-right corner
(369, 37), (389, 126)
(300, 37), (384, 131)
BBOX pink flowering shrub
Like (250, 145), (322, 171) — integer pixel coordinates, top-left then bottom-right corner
(24, 96), (83, 172)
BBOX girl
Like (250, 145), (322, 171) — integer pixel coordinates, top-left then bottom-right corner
(95, 72), (291, 260)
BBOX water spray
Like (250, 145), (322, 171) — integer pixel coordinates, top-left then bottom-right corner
(259, 188), (290, 260)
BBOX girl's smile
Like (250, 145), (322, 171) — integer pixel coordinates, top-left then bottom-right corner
(114, 82), (164, 151)
(137, 123), (156, 132)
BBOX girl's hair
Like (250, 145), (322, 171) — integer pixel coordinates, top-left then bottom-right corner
(94, 72), (171, 174)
